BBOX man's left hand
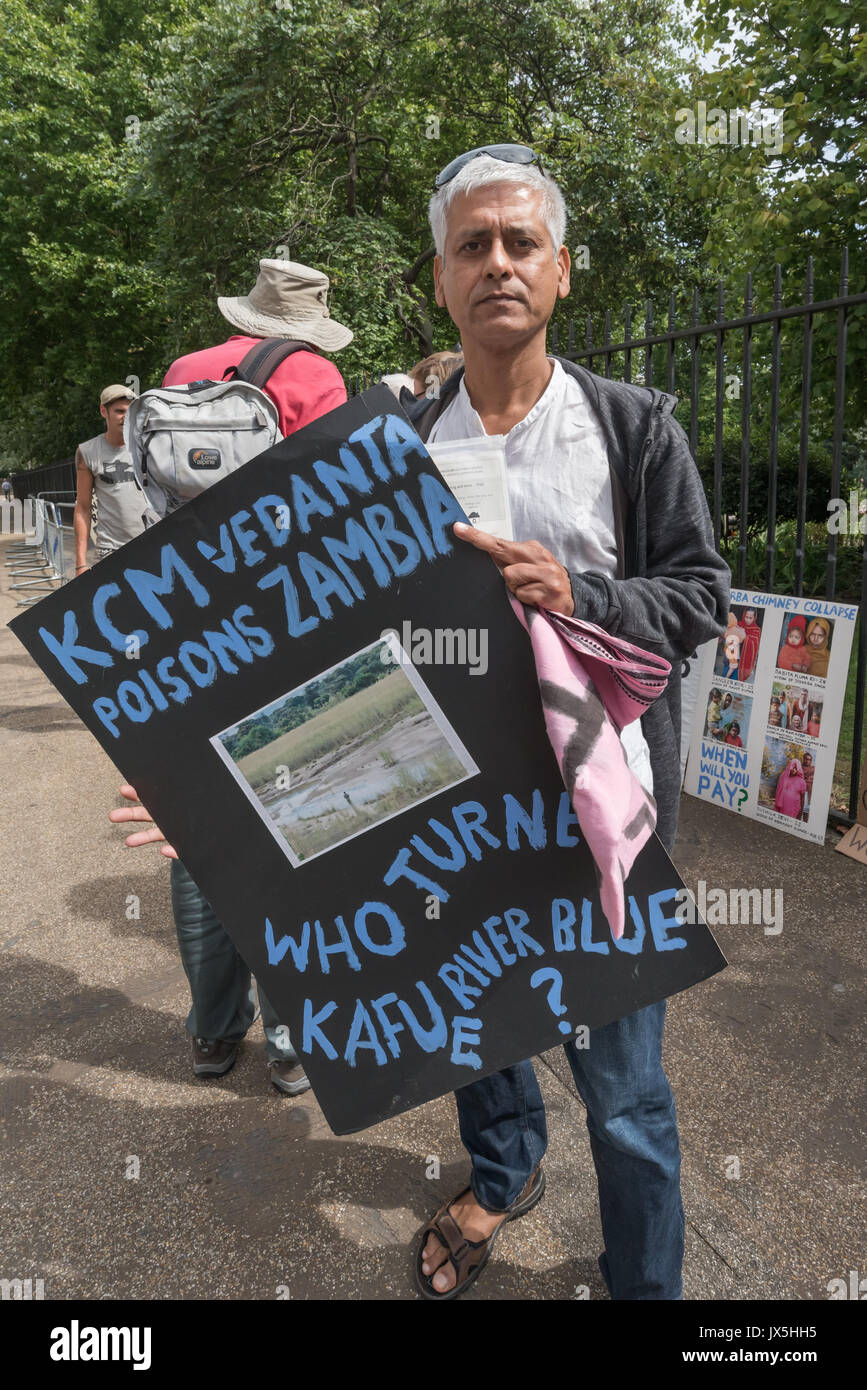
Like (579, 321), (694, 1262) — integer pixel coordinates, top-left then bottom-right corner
(453, 521), (575, 616)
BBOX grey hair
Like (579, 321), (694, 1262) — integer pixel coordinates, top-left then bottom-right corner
(428, 157), (567, 261)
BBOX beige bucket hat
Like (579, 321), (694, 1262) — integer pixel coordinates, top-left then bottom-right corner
(217, 258), (353, 351)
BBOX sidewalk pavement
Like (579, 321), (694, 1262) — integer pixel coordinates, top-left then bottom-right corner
(0, 534), (864, 1300)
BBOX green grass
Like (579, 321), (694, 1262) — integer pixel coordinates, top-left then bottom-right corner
(235, 669), (421, 792)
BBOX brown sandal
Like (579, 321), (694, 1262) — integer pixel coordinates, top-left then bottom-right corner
(415, 1166), (545, 1301)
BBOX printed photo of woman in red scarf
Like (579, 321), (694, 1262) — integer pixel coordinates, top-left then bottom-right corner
(736, 605), (763, 683)
(776, 615), (812, 673)
(759, 737), (815, 821)
(774, 756), (807, 819)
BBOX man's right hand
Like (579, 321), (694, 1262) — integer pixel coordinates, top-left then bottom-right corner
(109, 784), (178, 858)
(453, 522), (575, 615)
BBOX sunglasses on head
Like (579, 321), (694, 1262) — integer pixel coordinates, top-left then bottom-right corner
(434, 144), (545, 189)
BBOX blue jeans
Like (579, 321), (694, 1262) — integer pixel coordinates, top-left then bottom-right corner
(170, 859), (296, 1063)
(455, 1000), (684, 1299)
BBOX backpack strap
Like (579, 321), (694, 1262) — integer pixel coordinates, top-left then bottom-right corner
(230, 337), (315, 390)
(139, 430), (153, 486)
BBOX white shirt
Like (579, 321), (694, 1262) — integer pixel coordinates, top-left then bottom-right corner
(428, 358), (654, 795)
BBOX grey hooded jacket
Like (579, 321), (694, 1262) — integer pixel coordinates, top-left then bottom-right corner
(405, 357), (731, 853)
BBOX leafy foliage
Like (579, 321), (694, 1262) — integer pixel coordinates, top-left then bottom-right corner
(693, 0), (866, 289)
(223, 643), (389, 759)
(723, 519), (864, 603)
(694, 422), (834, 531)
(0, 0), (862, 476)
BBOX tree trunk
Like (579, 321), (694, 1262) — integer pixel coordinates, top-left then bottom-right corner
(347, 140), (357, 217)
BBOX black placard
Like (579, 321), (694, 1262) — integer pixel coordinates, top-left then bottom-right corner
(11, 388), (726, 1133)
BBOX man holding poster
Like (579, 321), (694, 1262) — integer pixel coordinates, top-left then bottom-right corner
(40, 145), (730, 1302)
(404, 146), (730, 1300)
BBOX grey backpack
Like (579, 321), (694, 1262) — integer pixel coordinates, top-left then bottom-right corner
(125, 338), (312, 522)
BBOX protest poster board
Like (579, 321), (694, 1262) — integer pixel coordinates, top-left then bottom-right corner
(11, 388), (726, 1134)
(679, 639), (717, 785)
(683, 588), (858, 843)
(836, 752), (867, 863)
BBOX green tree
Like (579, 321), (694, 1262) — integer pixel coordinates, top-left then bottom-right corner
(1, 0), (853, 472)
(693, 0), (865, 288)
(0, 0), (198, 467)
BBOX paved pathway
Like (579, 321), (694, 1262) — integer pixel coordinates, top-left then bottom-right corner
(1, 535), (863, 1300)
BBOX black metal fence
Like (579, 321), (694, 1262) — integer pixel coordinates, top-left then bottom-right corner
(551, 251), (867, 822)
(8, 457), (75, 501)
(362, 251), (867, 821)
(9, 255), (866, 819)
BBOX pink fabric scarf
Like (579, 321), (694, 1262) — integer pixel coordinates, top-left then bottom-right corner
(510, 598), (672, 939)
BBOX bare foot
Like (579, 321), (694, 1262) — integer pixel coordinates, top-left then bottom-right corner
(421, 1190), (507, 1294)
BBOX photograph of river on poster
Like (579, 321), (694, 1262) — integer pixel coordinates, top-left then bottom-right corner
(210, 636), (479, 865)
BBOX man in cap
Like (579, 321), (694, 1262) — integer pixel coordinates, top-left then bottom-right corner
(73, 384), (145, 574)
(116, 258), (353, 1099)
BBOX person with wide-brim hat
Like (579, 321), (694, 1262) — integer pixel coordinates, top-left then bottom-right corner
(162, 257), (352, 436)
(116, 257), (354, 1097)
(217, 258), (353, 352)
